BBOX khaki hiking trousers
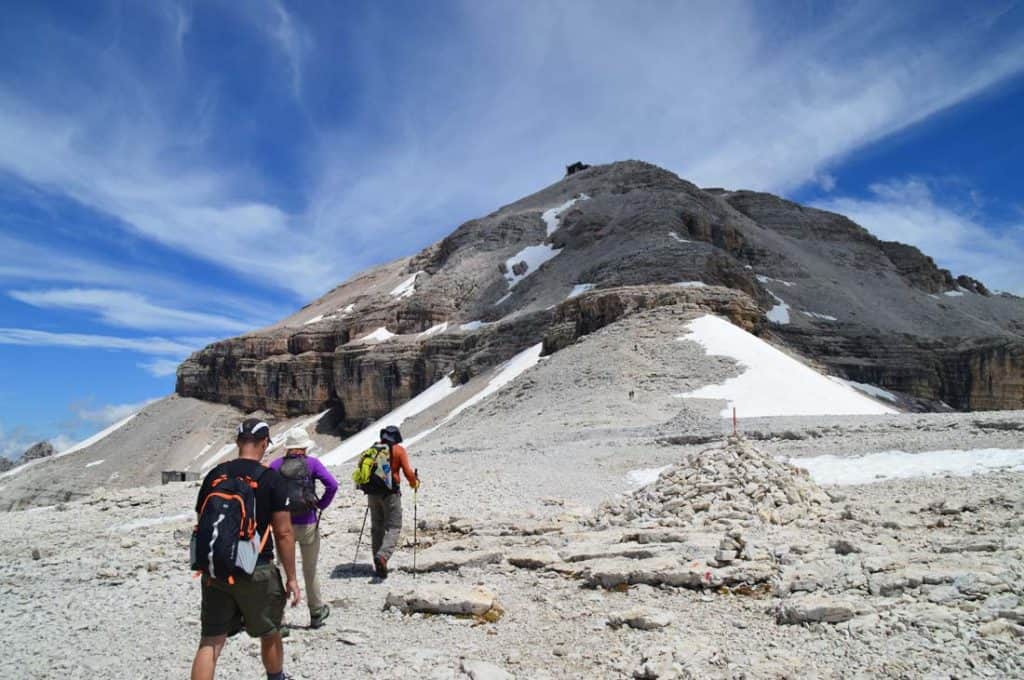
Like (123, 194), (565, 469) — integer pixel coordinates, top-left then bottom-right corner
(293, 523), (324, 614)
(368, 493), (403, 562)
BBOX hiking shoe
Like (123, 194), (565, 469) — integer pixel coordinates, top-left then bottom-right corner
(374, 554), (389, 579)
(310, 604), (331, 629)
(279, 626), (291, 639)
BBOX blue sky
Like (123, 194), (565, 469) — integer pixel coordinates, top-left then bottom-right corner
(1, 0), (1022, 457)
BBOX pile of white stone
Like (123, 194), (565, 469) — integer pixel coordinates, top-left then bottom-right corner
(597, 436), (830, 528)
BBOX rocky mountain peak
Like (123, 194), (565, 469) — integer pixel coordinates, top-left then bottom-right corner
(176, 160), (1024, 429)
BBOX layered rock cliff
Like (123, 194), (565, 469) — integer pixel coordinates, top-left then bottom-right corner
(177, 161), (1024, 426)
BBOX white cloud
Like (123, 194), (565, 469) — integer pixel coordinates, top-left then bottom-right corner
(9, 288), (252, 333)
(71, 398), (158, 426)
(814, 178), (1024, 294)
(0, 233), (286, 325)
(0, 328), (198, 355)
(268, 0), (311, 97)
(48, 434), (76, 454)
(815, 173), (837, 192)
(0, 424), (35, 461)
(0, 2), (1022, 300)
(138, 358), (181, 377)
(303, 2), (1024, 264)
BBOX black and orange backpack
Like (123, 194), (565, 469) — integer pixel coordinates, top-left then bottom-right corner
(190, 466), (268, 583)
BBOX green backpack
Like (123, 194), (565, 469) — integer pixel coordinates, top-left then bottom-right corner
(352, 443), (393, 494)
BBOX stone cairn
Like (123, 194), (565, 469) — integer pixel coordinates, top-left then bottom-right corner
(596, 436), (830, 528)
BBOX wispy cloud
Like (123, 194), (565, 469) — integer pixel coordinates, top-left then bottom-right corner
(0, 2), (1020, 303)
(0, 396), (158, 460)
(302, 2), (1024, 265)
(9, 288), (252, 333)
(0, 328), (198, 355)
(267, 0), (311, 98)
(137, 358), (181, 378)
(0, 233), (287, 327)
(815, 177), (1024, 293)
(70, 397), (158, 426)
(0, 423), (36, 460)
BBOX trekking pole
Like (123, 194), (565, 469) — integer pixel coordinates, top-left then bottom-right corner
(352, 505), (369, 572)
(413, 469), (419, 580)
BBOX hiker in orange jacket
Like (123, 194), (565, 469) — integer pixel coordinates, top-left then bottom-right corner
(366, 425), (418, 578)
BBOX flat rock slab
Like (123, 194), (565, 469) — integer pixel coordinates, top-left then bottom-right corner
(385, 584), (500, 617)
(560, 541), (670, 563)
(776, 594), (858, 625)
(580, 555), (775, 590)
(608, 606), (674, 630)
(410, 547), (505, 572)
(507, 546), (562, 569)
(460, 659), (515, 679)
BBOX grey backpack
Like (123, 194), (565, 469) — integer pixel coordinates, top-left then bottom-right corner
(279, 454), (319, 515)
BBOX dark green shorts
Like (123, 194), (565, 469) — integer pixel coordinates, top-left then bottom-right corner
(200, 563), (285, 638)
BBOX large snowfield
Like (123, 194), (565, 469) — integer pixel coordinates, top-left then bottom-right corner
(677, 315), (898, 418)
(793, 448), (1024, 486)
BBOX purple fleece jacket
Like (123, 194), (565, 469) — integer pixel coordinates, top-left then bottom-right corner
(269, 454), (339, 525)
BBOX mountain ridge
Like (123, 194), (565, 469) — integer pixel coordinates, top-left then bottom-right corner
(176, 160), (1024, 429)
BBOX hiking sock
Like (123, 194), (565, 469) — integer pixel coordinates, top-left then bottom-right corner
(268, 672), (286, 680)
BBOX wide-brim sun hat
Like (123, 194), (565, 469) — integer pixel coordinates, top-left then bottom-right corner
(283, 427), (315, 451)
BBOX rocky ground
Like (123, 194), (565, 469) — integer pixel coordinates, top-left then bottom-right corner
(3, 433), (1022, 679)
(4, 307), (1024, 678)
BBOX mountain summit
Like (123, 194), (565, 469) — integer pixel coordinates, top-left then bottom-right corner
(177, 160), (1024, 428)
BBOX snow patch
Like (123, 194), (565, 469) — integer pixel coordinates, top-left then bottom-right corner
(675, 315), (898, 418)
(406, 343), (544, 446)
(459, 320), (488, 332)
(390, 272), (423, 299)
(85, 459), (105, 468)
(503, 195), (589, 290)
(792, 449), (1024, 486)
(357, 327), (396, 344)
(833, 378), (898, 402)
(756, 275), (795, 287)
(628, 465), (671, 486)
(201, 443), (237, 472)
(568, 283), (595, 299)
(672, 281), (706, 289)
(321, 375), (461, 465)
(494, 292), (513, 306)
(541, 194), (589, 236)
(668, 231), (690, 243)
(340, 303), (356, 315)
(417, 322), (449, 339)
(802, 311), (838, 321)
(184, 443), (213, 471)
(505, 244), (562, 288)
(266, 409), (332, 455)
(303, 314), (325, 325)
(944, 289), (965, 297)
(766, 292), (791, 325)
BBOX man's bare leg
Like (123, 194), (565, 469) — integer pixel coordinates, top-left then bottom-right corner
(261, 632), (284, 675)
(191, 635), (227, 680)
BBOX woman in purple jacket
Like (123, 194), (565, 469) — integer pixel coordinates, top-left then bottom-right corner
(270, 427), (338, 629)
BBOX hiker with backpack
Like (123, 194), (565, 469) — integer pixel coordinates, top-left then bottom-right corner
(190, 418), (301, 680)
(269, 426), (338, 629)
(352, 425), (419, 579)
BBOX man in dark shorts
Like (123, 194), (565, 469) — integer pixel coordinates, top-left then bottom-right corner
(190, 418), (302, 680)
